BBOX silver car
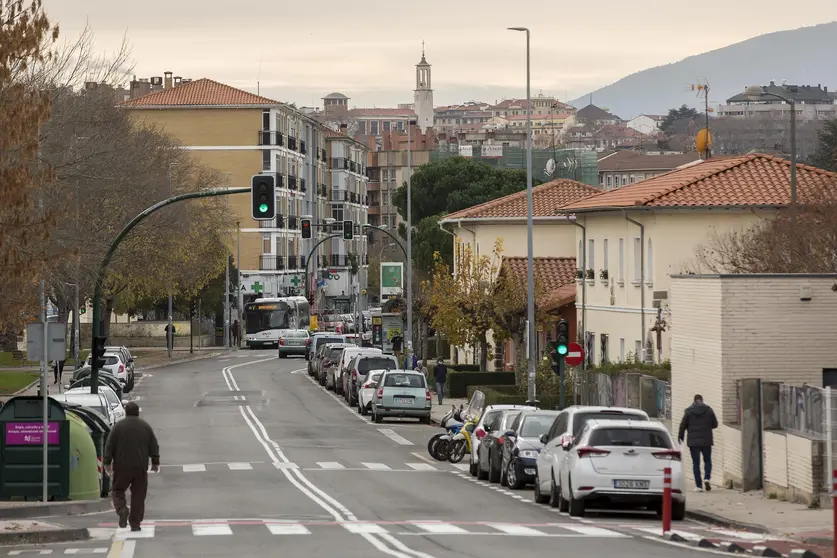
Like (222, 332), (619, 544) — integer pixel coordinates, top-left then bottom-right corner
(278, 330), (310, 358)
(371, 369), (431, 424)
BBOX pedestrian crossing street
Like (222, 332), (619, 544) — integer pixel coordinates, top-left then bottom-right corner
(156, 460), (471, 474)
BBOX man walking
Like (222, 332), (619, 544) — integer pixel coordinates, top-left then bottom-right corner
(104, 402), (160, 531)
(678, 394), (718, 492)
(433, 357), (448, 405)
(232, 319), (240, 347)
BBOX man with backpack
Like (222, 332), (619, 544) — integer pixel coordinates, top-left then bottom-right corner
(433, 357), (448, 405)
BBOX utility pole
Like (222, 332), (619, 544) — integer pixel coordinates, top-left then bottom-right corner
(39, 278), (48, 503)
(167, 162), (176, 357)
(224, 174), (231, 349)
(406, 119), (414, 367)
(236, 221), (242, 347)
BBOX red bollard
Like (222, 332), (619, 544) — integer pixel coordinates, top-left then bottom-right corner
(832, 469), (836, 558)
(662, 466), (672, 535)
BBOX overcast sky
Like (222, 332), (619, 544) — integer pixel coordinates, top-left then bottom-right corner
(43, 0), (835, 109)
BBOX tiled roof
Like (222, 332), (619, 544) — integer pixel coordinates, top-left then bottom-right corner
(442, 179), (600, 221)
(500, 257), (577, 310)
(349, 108), (416, 117)
(597, 151), (701, 172)
(559, 153), (837, 212)
(119, 78), (283, 108)
(577, 104), (621, 122)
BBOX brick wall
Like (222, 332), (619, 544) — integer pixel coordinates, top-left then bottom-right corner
(721, 424), (742, 487)
(763, 430), (789, 491)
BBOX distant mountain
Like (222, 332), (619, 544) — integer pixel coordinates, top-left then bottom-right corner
(570, 22), (837, 119)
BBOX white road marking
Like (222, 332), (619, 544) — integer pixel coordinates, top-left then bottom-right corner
(362, 462), (391, 471)
(487, 523), (546, 536)
(316, 462), (345, 469)
(182, 464), (206, 472)
(406, 463), (437, 471)
(273, 462), (300, 470)
(9, 551), (52, 555)
(343, 522), (389, 535)
(411, 522), (469, 534)
(192, 523), (233, 536)
(409, 451), (437, 465)
(562, 525), (629, 537)
(377, 428), (414, 446)
(708, 528), (773, 541)
(452, 463), (470, 471)
(227, 462), (253, 470)
(63, 549), (108, 555)
(266, 523), (311, 535)
(114, 526), (155, 540)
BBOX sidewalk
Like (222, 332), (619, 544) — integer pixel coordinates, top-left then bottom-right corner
(0, 519), (89, 544)
(430, 397), (470, 424)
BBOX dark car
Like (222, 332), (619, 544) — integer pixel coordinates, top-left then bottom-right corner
(477, 409), (523, 483)
(500, 410), (560, 489)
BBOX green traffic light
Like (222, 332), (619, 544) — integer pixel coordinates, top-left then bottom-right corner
(557, 345), (568, 355)
(259, 203), (268, 213)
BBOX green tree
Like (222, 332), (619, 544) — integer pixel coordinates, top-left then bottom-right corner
(660, 104), (700, 135)
(811, 118), (837, 172)
(397, 214), (453, 269)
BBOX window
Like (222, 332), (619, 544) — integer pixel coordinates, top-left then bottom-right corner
(383, 373), (424, 388)
(262, 110), (270, 130)
(520, 415), (557, 438)
(382, 192), (389, 206)
(635, 340), (642, 361)
(357, 121), (367, 134)
(618, 238), (624, 282)
(262, 234), (271, 254)
(633, 237), (642, 282)
(587, 239), (595, 272)
(262, 150), (271, 171)
(602, 239), (609, 273)
(571, 410), (647, 437)
(383, 121), (391, 132)
(647, 238), (654, 283)
(332, 204), (344, 222)
(589, 427), (670, 448)
(619, 338), (625, 361)
(370, 121), (379, 135)
(482, 411), (503, 432)
(600, 334), (609, 364)
(578, 240), (583, 269)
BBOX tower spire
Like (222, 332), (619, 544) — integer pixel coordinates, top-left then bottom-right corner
(422, 40), (425, 58)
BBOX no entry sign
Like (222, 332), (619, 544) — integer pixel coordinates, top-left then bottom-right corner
(565, 342), (584, 367)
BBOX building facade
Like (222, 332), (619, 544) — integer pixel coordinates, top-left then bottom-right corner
(719, 82), (837, 121)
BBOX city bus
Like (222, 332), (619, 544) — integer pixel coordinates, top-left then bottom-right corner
(243, 296), (311, 349)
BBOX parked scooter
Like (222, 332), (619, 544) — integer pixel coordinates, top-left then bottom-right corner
(427, 405), (463, 461)
(447, 413), (479, 463)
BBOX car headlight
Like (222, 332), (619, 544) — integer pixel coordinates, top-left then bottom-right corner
(519, 450), (539, 459)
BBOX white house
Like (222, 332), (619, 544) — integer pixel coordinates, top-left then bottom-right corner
(626, 114), (665, 133)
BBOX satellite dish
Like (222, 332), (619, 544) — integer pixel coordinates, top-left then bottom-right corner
(545, 159), (556, 175)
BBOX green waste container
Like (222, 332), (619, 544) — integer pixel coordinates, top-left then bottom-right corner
(66, 412), (99, 500)
(62, 405), (111, 497)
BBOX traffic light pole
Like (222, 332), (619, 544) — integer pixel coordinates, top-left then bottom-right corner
(303, 233), (342, 309)
(361, 224), (408, 261)
(89, 187), (250, 394)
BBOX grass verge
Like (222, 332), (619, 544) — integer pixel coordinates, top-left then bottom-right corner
(0, 372), (40, 395)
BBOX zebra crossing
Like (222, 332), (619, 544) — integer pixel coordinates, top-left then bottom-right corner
(155, 460), (469, 473)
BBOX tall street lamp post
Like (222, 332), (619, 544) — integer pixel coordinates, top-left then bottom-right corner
(508, 26), (536, 403)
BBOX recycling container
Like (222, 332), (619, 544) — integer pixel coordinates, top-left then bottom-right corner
(66, 411), (99, 500)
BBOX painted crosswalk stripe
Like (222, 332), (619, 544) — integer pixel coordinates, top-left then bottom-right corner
(192, 523), (233, 536)
(317, 462), (345, 469)
(114, 526), (155, 540)
(562, 525), (627, 537)
(406, 463), (437, 471)
(377, 428), (414, 446)
(632, 526), (700, 540)
(64, 550), (109, 554)
(343, 522), (388, 534)
(227, 462), (253, 470)
(452, 463), (470, 471)
(411, 522), (469, 534)
(266, 523), (311, 535)
(362, 462), (391, 470)
(182, 464), (206, 472)
(487, 523), (546, 536)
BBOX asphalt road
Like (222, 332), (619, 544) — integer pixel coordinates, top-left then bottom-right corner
(9, 351), (745, 557)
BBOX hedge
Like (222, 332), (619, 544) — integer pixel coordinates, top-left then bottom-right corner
(449, 364), (480, 372)
(474, 386), (565, 410)
(446, 371), (516, 398)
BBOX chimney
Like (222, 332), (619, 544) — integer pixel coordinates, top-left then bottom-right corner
(84, 81), (98, 90)
(164, 71), (173, 89)
(173, 76), (182, 86)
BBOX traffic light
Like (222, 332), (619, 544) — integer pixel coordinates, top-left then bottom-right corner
(92, 336), (108, 368)
(301, 219), (312, 239)
(343, 220), (353, 240)
(251, 174), (276, 220)
(556, 319), (569, 356)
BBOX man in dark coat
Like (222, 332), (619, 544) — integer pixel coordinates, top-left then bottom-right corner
(678, 394), (718, 492)
(433, 357), (448, 405)
(104, 402), (160, 531)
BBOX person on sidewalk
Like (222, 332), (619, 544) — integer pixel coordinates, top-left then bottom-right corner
(232, 320), (240, 347)
(104, 402), (160, 532)
(433, 357), (448, 405)
(678, 393), (718, 492)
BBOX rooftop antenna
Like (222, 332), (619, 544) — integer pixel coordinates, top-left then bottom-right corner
(421, 40), (425, 58)
(257, 55), (263, 95)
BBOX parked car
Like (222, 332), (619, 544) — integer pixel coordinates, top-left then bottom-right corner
(54, 392), (116, 427)
(499, 410), (560, 489)
(307, 333), (348, 368)
(336, 346), (381, 396)
(66, 385), (126, 422)
(105, 346), (136, 389)
(68, 369), (124, 400)
(320, 343), (353, 389)
(345, 353), (399, 406)
(476, 408), (526, 482)
(356, 371), (384, 415)
(371, 369), (432, 424)
(84, 351), (132, 391)
(557, 419), (685, 519)
(535, 406), (650, 508)
(470, 404), (537, 476)
(278, 329), (310, 358)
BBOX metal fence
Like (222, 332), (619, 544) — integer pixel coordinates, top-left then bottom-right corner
(577, 371), (671, 420)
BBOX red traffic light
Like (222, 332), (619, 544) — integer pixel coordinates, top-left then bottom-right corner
(301, 219), (312, 239)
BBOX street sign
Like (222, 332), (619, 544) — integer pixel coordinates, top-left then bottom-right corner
(565, 342), (584, 367)
(26, 323), (67, 361)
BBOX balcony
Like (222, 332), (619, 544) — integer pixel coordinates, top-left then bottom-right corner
(321, 148), (326, 161)
(318, 184), (327, 197)
(321, 255), (328, 267)
(330, 190), (348, 202)
(288, 216), (298, 230)
(287, 255), (304, 269)
(300, 140), (307, 154)
(300, 178), (306, 193)
(276, 174), (284, 188)
(288, 176), (297, 190)
(343, 159), (349, 170)
(258, 130), (283, 147)
(260, 255), (279, 270)
(288, 136), (297, 151)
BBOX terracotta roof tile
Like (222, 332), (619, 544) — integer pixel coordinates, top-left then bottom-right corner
(120, 78), (283, 108)
(597, 151), (701, 172)
(443, 179), (600, 221)
(559, 153), (837, 211)
(500, 257), (577, 310)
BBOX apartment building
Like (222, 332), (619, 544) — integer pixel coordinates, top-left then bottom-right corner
(120, 73), (368, 310)
(719, 82), (837, 120)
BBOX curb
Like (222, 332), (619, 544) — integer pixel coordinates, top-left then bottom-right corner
(0, 527), (89, 545)
(0, 498), (112, 520)
(13, 379), (40, 396)
(135, 351), (224, 372)
(684, 509), (771, 534)
(660, 533), (824, 558)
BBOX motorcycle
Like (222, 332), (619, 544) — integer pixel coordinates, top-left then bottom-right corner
(447, 413), (479, 463)
(427, 405), (463, 461)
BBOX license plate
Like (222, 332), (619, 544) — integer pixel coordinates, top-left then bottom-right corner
(614, 479), (650, 489)
(394, 397), (413, 405)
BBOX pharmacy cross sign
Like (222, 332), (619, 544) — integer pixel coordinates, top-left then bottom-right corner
(252, 281), (263, 294)
(290, 276), (301, 287)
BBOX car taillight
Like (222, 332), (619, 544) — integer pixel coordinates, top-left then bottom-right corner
(279, 338), (285, 346)
(353, 370), (357, 379)
(498, 437), (504, 445)
(475, 428), (486, 440)
(323, 360), (330, 367)
(652, 449), (681, 461)
(119, 365), (124, 373)
(304, 339), (310, 345)
(577, 446), (610, 458)
(425, 389), (431, 401)
(377, 388), (384, 398)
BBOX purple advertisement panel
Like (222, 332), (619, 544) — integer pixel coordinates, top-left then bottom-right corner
(5, 422), (60, 445)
